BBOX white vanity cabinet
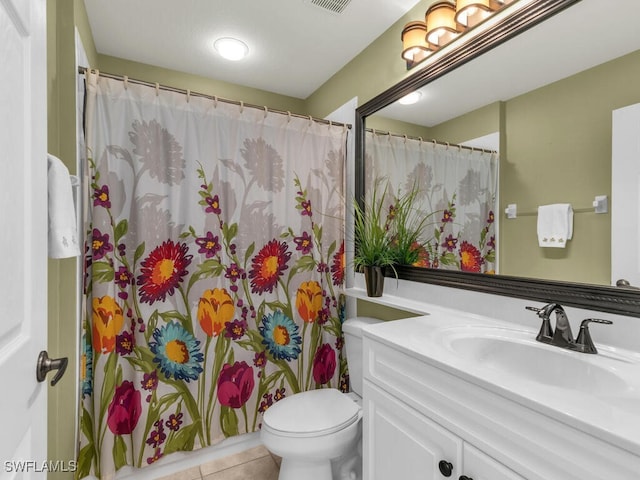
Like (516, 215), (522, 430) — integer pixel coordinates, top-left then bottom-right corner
(362, 333), (640, 480)
(364, 382), (523, 480)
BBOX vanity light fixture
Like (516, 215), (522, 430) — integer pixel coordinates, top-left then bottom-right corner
(214, 37), (249, 61)
(401, 21), (433, 66)
(425, 2), (460, 48)
(401, 0), (518, 69)
(455, 0), (500, 28)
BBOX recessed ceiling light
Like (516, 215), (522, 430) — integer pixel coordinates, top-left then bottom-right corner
(214, 37), (249, 61)
(398, 91), (422, 105)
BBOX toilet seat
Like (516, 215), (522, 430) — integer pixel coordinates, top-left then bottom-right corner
(262, 388), (360, 438)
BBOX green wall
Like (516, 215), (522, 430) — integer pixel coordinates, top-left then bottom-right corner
(500, 49), (640, 283)
(97, 55), (307, 113)
(47, 1), (98, 478)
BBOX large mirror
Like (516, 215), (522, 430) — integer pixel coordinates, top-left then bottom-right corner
(356, 0), (640, 316)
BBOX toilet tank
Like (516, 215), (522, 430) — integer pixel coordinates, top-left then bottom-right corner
(343, 317), (383, 396)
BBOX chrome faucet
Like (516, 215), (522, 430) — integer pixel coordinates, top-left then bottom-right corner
(525, 303), (612, 354)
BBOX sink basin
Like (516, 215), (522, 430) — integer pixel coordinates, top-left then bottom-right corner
(436, 326), (630, 394)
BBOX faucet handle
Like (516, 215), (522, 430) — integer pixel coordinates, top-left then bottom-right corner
(575, 318), (613, 354)
(525, 305), (553, 339)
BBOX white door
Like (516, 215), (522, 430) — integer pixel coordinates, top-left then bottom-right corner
(0, 0), (48, 475)
(612, 103), (640, 287)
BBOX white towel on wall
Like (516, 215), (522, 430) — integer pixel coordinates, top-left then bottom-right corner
(48, 154), (81, 258)
(537, 203), (574, 248)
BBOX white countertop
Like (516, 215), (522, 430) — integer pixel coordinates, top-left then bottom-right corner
(361, 310), (640, 457)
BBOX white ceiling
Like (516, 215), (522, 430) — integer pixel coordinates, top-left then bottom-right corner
(82, 0), (423, 99)
(379, 0), (640, 127)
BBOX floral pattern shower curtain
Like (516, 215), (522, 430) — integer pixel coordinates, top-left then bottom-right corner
(77, 73), (347, 479)
(365, 131), (498, 273)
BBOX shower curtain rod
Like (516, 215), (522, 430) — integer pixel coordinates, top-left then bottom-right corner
(366, 127), (497, 154)
(78, 67), (352, 129)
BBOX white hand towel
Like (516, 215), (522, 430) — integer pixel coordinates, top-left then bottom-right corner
(537, 203), (573, 248)
(48, 154), (81, 258)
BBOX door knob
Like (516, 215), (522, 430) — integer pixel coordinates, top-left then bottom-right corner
(438, 460), (453, 477)
(36, 350), (68, 386)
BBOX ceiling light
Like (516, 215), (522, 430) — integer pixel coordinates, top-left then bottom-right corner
(398, 91), (422, 105)
(214, 37), (249, 61)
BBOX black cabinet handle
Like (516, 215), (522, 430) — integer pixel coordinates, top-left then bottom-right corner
(438, 460), (453, 477)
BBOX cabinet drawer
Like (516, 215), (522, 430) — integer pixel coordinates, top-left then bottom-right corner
(463, 443), (525, 480)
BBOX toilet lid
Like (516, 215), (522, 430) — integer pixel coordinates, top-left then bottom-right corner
(262, 388), (360, 437)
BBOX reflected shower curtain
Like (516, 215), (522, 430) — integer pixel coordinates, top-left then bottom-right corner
(365, 131), (498, 273)
(77, 73), (347, 479)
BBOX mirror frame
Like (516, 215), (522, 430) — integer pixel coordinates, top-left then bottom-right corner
(355, 0), (640, 318)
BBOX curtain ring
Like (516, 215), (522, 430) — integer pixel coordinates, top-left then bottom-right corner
(287, 111), (291, 122)
(186, 89), (191, 103)
(446, 142), (450, 150)
(263, 106), (268, 118)
(328, 120), (333, 129)
(155, 83), (160, 96)
(240, 101), (244, 113)
(308, 115), (313, 126)
(123, 75), (128, 90)
(432, 139), (437, 149)
(214, 96), (218, 108)
(403, 134), (407, 144)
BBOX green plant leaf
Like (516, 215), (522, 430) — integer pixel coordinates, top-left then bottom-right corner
(112, 435), (127, 470)
(76, 443), (96, 479)
(440, 252), (459, 266)
(134, 242), (146, 263)
(220, 406), (239, 437)
(114, 219), (128, 243)
(92, 261), (114, 283)
(164, 422), (200, 455)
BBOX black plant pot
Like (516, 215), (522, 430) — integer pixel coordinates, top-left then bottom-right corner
(363, 265), (384, 297)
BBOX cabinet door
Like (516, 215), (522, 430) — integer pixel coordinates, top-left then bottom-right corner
(462, 443), (525, 480)
(364, 381), (463, 480)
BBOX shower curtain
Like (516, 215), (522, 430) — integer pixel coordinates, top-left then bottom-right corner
(77, 73), (347, 479)
(365, 131), (498, 273)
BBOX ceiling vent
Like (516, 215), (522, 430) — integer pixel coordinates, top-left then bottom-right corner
(305, 0), (352, 14)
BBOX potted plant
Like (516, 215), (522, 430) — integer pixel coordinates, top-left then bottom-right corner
(388, 182), (433, 266)
(353, 180), (396, 297)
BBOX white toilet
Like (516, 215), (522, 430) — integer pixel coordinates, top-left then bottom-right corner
(260, 317), (382, 480)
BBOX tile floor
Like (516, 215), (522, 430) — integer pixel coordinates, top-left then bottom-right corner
(157, 446), (280, 480)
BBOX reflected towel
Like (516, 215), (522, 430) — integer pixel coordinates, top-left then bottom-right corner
(537, 203), (573, 248)
(48, 154), (80, 258)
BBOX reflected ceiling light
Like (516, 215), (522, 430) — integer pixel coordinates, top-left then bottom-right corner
(455, 0), (498, 28)
(401, 21), (433, 66)
(398, 91), (422, 105)
(214, 37), (249, 61)
(425, 1), (460, 47)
